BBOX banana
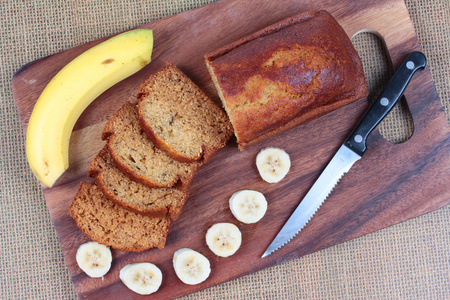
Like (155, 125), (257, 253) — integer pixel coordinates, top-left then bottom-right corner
(256, 147), (291, 183)
(26, 29), (153, 187)
(76, 241), (112, 278)
(119, 262), (162, 295)
(173, 248), (211, 285)
(229, 190), (267, 224)
(205, 223), (242, 257)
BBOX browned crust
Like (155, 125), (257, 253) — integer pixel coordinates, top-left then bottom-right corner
(205, 10), (368, 150)
(137, 62), (234, 163)
(68, 182), (170, 251)
(102, 102), (199, 190)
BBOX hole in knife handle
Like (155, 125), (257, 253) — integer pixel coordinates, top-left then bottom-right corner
(351, 32), (414, 144)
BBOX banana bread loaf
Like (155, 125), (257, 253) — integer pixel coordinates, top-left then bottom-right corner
(137, 63), (234, 163)
(205, 10), (368, 150)
(88, 146), (188, 220)
(68, 182), (170, 251)
(102, 101), (201, 189)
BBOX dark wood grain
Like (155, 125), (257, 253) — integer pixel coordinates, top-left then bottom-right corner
(11, 0), (450, 299)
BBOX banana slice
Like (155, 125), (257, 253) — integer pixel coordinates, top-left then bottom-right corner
(256, 147), (291, 183)
(76, 241), (112, 278)
(119, 262), (162, 295)
(173, 248), (211, 285)
(205, 223), (242, 257)
(229, 190), (267, 224)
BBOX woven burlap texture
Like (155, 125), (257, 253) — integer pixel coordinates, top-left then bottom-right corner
(1, 0), (449, 299)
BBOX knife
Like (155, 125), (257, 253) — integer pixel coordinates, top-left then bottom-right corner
(262, 51), (427, 258)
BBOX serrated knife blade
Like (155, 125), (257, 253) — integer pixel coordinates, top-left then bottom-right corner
(262, 51), (427, 258)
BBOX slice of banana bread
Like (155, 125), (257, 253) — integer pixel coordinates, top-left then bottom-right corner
(102, 102), (201, 189)
(137, 63), (234, 163)
(68, 182), (170, 251)
(88, 146), (188, 220)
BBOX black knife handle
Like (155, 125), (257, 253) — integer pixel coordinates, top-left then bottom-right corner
(344, 51), (427, 156)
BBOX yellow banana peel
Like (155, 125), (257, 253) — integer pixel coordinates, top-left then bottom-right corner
(26, 29), (153, 187)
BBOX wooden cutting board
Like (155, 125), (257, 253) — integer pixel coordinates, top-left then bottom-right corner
(12, 0), (450, 298)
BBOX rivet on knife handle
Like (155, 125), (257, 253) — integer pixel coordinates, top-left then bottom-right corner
(262, 51), (427, 258)
(345, 51), (427, 156)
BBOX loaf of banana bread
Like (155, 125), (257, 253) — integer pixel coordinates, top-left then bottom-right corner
(205, 10), (368, 150)
(138, 63), (234, 163)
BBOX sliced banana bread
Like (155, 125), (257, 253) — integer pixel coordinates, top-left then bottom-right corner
(137, 63), (233, 163)
(88, 146), (188, 220)
(102, 101), (201, 189)
(68, 182), (170, 251)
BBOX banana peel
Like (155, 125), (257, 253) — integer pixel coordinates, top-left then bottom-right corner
(26, 29), (153, 187)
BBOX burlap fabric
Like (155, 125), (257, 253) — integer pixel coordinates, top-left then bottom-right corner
(1, 1), (449, 299)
